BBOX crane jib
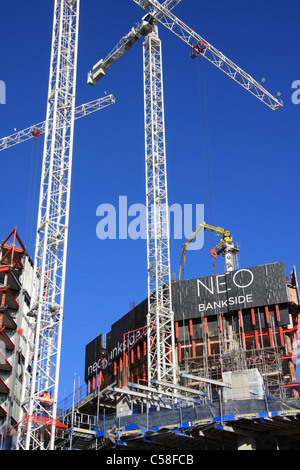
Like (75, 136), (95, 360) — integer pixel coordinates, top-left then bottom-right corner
(132, 0), (283, 111)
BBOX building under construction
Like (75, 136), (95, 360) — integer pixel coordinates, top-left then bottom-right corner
(0, 229), (33, 449)
(52, 260), (300, 451)
(0, 0), (295, 452)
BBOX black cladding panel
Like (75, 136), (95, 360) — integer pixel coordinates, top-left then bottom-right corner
(85, 263), (289, 376)
(171, 263), (288, 320)
(85, 334), (103, 381)
(107, 298), (148, 354)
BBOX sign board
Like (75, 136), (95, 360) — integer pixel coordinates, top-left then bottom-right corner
(172, 262), (288, 319)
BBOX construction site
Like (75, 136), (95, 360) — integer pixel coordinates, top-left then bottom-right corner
(1, 0), (299, 453)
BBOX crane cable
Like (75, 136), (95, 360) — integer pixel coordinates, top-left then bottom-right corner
(182, 59), (217, 372)
(196, 57), (215, 228)
(25, 138), (40, 257)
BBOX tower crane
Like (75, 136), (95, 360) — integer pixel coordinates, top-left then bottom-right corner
(9, 0), (82, 450)
(0, 96), (115, 153)
(88, 0), (181, 386)
(178, 222), (239, 281)
(88, 0), (282, 388)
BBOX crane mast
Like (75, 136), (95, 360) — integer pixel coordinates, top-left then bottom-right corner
(143, 26), (176, 384)
(16, 0), (80, 450)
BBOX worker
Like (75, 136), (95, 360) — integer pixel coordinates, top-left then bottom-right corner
(191, 41), (207, 58)
(31, 128), (42, 138)
(39, 391), (52, 410)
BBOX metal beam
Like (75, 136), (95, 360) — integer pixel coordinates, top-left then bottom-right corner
(181, 372), (231, 388)
(127, 381), (202, 404)
(151, 378), (207, 396)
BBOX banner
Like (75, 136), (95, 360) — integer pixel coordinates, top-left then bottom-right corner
(172, 262), (288, 319)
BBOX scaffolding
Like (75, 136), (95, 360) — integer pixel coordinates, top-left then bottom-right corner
(174, 282), (300, 403)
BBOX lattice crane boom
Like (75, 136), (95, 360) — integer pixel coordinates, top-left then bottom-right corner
(0, 95), (115, 152)
(88, 0), (182, 85)
(132, 0), (283, 111)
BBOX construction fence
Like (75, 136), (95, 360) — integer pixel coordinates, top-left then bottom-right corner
(96, 397), (300, 434)
(58, 382), (300, 437)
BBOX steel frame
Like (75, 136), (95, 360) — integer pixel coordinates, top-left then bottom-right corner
(17, 0), (80, 450)
(143, 27), (176, 385)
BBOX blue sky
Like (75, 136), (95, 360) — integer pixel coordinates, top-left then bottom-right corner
(1, 0), (299, 401)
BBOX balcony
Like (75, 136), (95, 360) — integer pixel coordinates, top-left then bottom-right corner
(0, 286), (19, 311)
(0, 266), (21, 292)
(0, 350), (12, 372)
(0, 308), (17, 330)
(0, 329), (15, 351)
(0, 376), (9, 394)
(0, 405), (7, 418)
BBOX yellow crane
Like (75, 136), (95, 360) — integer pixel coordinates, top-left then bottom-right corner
(178, 222), (239, 281)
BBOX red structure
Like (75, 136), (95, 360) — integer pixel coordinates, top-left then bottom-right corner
(0, 228), (33, 448)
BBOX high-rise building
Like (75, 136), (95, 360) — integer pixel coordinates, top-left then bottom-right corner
(0, 228), (33, 450)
